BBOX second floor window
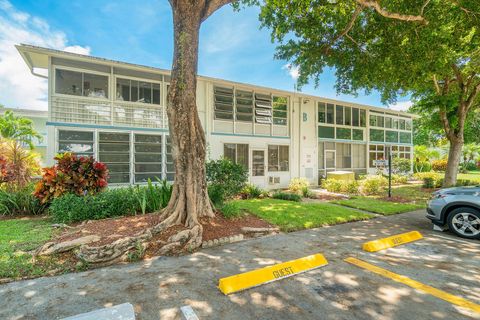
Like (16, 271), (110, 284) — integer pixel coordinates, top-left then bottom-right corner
(116, 78), (161, 105)
(55, 69), (108, 99)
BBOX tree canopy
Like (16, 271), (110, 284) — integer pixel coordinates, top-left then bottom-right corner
(256, 0), (480, 185)
(411, 103), (480, 146)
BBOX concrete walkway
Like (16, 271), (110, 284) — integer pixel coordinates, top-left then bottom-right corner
(1, 210), (479, 320)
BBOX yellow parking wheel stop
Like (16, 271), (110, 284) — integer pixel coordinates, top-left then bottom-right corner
(218, 253), (328, 295)
(362, 231), (423, 252)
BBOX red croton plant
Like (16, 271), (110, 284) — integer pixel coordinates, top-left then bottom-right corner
(34, 152), (109, 204)
(0, 156), (15, 184)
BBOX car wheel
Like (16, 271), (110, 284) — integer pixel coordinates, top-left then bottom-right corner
(447, 207), (480, 239)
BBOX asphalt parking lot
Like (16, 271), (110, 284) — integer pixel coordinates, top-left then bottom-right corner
(1, 210), (479, 320)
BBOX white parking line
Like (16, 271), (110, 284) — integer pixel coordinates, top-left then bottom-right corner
(429, 234), (480, 246)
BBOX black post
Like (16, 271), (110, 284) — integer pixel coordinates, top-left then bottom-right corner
(388, 146), (392, 198)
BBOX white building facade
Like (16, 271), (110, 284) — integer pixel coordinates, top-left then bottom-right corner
(17, 44), (414, 189)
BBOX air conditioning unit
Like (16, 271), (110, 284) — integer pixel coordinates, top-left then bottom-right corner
(269, 176), (280, 184)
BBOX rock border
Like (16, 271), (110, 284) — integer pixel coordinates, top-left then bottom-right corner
(202, 234), (244, 248)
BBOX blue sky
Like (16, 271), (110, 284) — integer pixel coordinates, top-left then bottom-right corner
(0, 0), (411, 110)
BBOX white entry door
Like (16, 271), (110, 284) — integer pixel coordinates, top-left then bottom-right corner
(251, 149), (266, 188)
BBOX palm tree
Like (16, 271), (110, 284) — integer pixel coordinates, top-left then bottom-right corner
(0, 110), (42, 150)
(414, 145), (441, 172)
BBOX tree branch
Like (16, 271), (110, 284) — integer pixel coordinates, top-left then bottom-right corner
(451, 64), (464, 88)
(420, 0), (431, 15)
(439, 105), (452, 139)
(355, 0), (428, 24)
(323, 5), (363, 54)
(334, 6), (363, 44)
(465, 81), (480, 112)
(201, 0), (234, 22)
(449, 0), (480, 18)
(432, 74), (441, 94)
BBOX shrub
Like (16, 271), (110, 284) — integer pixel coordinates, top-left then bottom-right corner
(301, 186), (314, 198)
(423, 177), (436, 188)
(34, 153), (109, 204)
(206, 158), (248, 205)
(322, 179), (343, 193)
(460, 161), (477, 172)
(0, 139), (41, 191)
(322, 179), (359, 194)
(288, 177), (310, 195)
(240, 183), (263, 199)
(392, 158), (412, 174)
(208, 184), (225, 207)
(391, 174), (408, 185)
(133, 178), (172, 214)
(0, 183), (46, 216)
(431, 159), (448, 171)
(49, 188), (138, 223)
(272, 192), (302, 202)
(343, 180), (360, 194)
(0, 156), (14, 184)
(413, 172), (442, 188)
(220, 201), (244, 219)
(360, 175), (388, 195)
(413, 161), (432, 173)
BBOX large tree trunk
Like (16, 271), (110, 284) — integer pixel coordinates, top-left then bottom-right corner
(444, 136), (463, 187)
(161, 1), (215, 229)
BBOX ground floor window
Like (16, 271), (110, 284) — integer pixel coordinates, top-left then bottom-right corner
(57, 129), (172, 184)
(134, 134), (162, 183)
(99, 132), (130, 183)
(58, 130), (94, 157)
(165, 136), (175, 181)
(318, 142), (366, 178)
(223, 143), (249, 169)
(369, 144), (385, 167)
(369, 144), (412, 167)
(391, 145), (412, 159)
(268, 145), (289, 171)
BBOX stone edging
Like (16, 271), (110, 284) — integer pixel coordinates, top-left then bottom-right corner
(202, 234), (244, 248)
(201, 227), (280, 249)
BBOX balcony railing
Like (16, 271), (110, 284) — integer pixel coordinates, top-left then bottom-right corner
(114, 102), (166, 129)
(51, 96), (167, 129)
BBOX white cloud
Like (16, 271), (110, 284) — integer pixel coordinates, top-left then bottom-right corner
(282, 63), (299, 81)
(388, 100), (413, 112)
(64, 45), (91, 55)
(0, 0), (90, 110)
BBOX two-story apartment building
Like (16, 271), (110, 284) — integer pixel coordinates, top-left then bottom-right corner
(17, 44), (414, 189)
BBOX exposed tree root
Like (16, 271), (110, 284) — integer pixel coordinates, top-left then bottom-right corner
(35, 217), (205, 266)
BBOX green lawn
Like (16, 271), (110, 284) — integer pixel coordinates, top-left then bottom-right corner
(457, 171), (480, 183)
(333, 197), (425, 215)
(0, 217), (65, 279)
(232, 199), (373, 232)
(390, 185), (432, 202)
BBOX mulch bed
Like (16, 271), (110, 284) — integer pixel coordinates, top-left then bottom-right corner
(54, 211), (272, 248)
(56, 214), (165, 247)
(201, 212), (272, 241)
